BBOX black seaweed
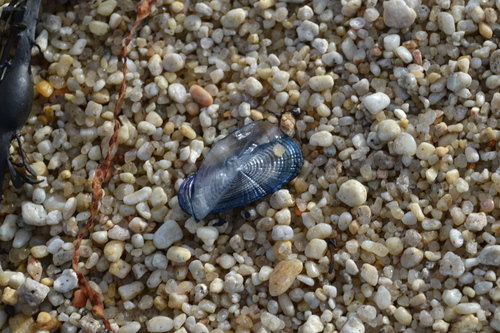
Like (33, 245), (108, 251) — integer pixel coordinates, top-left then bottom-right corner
(0, 0), (42, 199)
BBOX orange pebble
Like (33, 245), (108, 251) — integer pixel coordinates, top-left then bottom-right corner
(189, 85), (213, 107)
(73, 290), (87, 307)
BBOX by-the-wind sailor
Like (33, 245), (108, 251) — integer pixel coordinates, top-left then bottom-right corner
(178, 119), (304, 221)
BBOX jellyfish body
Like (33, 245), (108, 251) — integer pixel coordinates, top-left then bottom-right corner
(178, 119), (304, 221)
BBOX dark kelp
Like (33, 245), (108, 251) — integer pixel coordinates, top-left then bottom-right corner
(0, 0), (42, 199)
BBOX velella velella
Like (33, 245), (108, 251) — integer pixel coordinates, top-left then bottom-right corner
(178, 119), (304, 222)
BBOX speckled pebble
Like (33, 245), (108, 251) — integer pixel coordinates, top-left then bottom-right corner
(439, 251), (465, 278)
(53, 269), (78, 293)
(269, 259), (303, 296)
(363, 92), (390, 114)
(383, 0), (416, 28)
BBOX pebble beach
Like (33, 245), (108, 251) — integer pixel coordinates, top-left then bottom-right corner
(0, 0), (499, 332)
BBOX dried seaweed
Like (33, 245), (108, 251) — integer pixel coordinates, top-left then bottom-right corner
(71, 1), (157, 332)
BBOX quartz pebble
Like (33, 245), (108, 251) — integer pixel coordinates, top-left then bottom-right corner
(309, 131), (333, 147)
(18, 278), (50, 307)
(337, 180), (367, 207)
(362, 93), (390, 114)
(53, 269), (78, 293)
(153, 220), (183, 249)
(269, 259), (303, 296)
(439, 252), (465, 278)
(383, 0), (416, 28)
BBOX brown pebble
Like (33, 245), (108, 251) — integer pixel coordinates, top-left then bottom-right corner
(73, 290), (87, 307)
(268, 259), (303, 296)
(190, 85), (213, 107)
(27, 256), (43, 281)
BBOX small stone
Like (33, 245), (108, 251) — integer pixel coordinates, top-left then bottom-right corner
(88, 21), (110, 36)
(363, 92), (390, 114)
(304, 239), (327, 259)
(340, 315), (364, 333)
(377, 119), (401, 142)
(360, 263), (378, 286)
(439, 251), (465, 278)
(104, 240), (125, 262)
(309, 131), (333, 147)
(383, 0), (416, 28)
(337, 180), (367, 207)
(464, 212), (487, 231)
(97, 0), (117, 16)
(168, 83), (187, 103)
(442, 289), (462, 306)
(146, 316), (173, 332)
(269, 259), (303, 296)
(357, 305), (377, 323)
(109, 259), (132, 278)
(22, 202), (47, 226)
(375, 286), (392, 309)
(53, 269), (78, 293)
(394, 307), (412, 326)
(123, 187), (152, 205)
(450, 314), (479, 333)
(477, 245), (500, 266)
(163, 53), (184, 72)
(301, 314), (323, 333)
(437, 12), (455, 35)
(447, 72), (472, 92)
(270, 190), (295, 209)
(401, 247), (423, 268)
(244, 77), (263, 96)
(0, 215), (17, 241)
(393, 132), (417, 156)
(189, 85), (213, 107)
(153, 220), (183, 249)
(166, 246), (192, 263)
(118, 281), (145, 301)
(490, 50), (500, 74)
(297, 20), (319, 41)
(196, 226), (219, 246)
(221, 8), (247, 29)
(17, 278), (50, 307)
(309, 75), (334, 91)
(73, 290), (87, 308)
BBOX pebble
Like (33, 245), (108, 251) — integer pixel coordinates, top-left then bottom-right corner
(383, 0), (416, 28)
(464, 212), (487, 231)
(17, 278), (50, 307)
(447, 72), (472, 92)
(53, 269), (78, 293)
(301, 314), (324, 333)
(244, 77), (263, 96)
(118, 282), (145, 301)
(360, 263), (378, 286)
(21, 202), (47, 226)
(437, 12), (455, 35)
(0, 215), (17, 241)
(189, 85), (213, 107)
(337, 180), (367, 207)
(270, 190), (295, 209)
(393, 133), (417, 156)
(221, 8), (246, 29)
(297, 20), (319, 41)
(309, 75), (334, 92)
(168, 83), (187, 104)
(400, 247), (423, 268)
(340, 315), (364, 333)
(377, 119), (401, 142)
(104, 240), (125, 262)
(261, 312), (283, 331)
(439, 252), (465, 278)
(309, 131), (333, 147)
(375, 286), (392, 309)
(163, 54), (184, 72)
(146, 316), (173, 332)
(123, 187), (152, 205)
(394, 307), (412, 326)
(153, 220), (183, 249)
(490, 50), (500, 74)
(166, 246), (192, 263)
(304, 239), (327, 259)
(477, 245), (500, 266)
(269, 259), (303, 296)
(362, 92), (390, 114)
(196, 226), (219, 246)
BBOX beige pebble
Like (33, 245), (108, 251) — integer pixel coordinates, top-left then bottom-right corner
(269, 259), (303, 296)
(179, 124), (197, 140)
(166, 246), (192, 263)
(189, 85), (213, 107)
